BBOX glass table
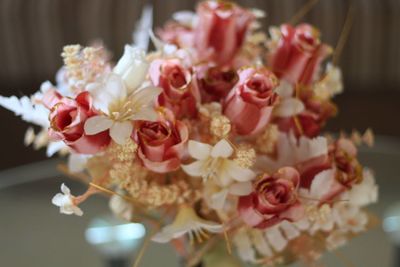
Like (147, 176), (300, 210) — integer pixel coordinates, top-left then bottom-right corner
(1, 135), (399, 267)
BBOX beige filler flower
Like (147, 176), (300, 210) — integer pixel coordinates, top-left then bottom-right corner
(152, 205), (223, 243)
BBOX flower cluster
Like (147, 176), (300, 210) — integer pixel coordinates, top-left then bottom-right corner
(0, 1), (378, 266)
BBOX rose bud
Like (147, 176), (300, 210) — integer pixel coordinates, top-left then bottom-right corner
(331, 138), (363, 188)
(238, 167), (304, 229)
(149, 58), (200, 119)
(46, 90), (110, 154)
(195, 64), (239, 102)
(157, 21), (194, 49)
(134, 111), (189, 173)
(194, 1), (254, 65)
(223, 67), (278, 136)
(268, 23), (332, 85)
(113, 45), (149, 92)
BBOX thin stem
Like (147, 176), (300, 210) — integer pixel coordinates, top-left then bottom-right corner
(333, 2), (355, 66)
(289, 0), (320, 25)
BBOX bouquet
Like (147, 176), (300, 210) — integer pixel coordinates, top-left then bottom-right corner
(1, 1), (378, 266)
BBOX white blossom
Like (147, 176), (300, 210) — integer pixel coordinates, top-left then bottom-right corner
(51, 184), (83, 216)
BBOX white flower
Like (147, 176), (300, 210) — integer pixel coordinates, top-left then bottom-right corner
(68, 154), (89, 173)
(182, 139), (256, 187)
(256, 132), (328, 173)
(333, 203), (368, 233)
(51, 184), (83, 216)
(273, 80), (305, 118)
(343, 168), (378, 207)
(314, 63), (343, 100)
(113, 45), (149, 92)
(85, 74), (161, 145)
(152, 205), (222, 243)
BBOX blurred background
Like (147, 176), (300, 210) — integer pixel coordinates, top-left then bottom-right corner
(0, 0), (399, 267)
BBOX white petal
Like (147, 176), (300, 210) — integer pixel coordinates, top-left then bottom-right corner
(210, 189), (229, 210)
(233, 229), (256, 263)
(131, 86), (162, 107)
(130, 107), (158, 121)
(84, 116), (113, 135)
(110, 121), (133, 145)
(151, 231), (175, 243)
(51, 193), (66, 206)
(68, 154), (88, 173)
(225, 161), (256, 182)
(275, 80), (294, 98)
(181, 160), (205, 177)
(105, 74), (128, 100)
(265, 226), (288, 252)
(274, 98), (304, 117)
(279, 221), (300, 240)
(310, 169), (335, 198)
(229, 181), (253, 196)
(211, 139), (234, 158)
(72, 206), (84, 216)
(250, 231), (273, 257)
(61, 183), (70, 195)
(188, 140), (212, 160)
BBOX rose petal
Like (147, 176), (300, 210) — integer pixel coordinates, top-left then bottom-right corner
(84, 115), (113, 135)
(211, 139), (234, 158)
(110, 121), (133, 145)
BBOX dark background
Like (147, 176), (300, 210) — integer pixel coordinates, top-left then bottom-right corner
(0, 0), (399, 170)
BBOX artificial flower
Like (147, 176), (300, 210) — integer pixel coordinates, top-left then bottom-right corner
(84, 73), (161, 145)
(343, 168), (378, 206)
(149, 58), (200, 118)
(273, 80), (304, 118)
(195, 64), (239, 102)
(267, 23), (332, 85)
(113, 45), (149, 92)
(134, 111), (189, 173)
(223, 67), (278, 136)
(46, 90), (111, 154)
(194, 0), (255, 65)
(109, 194), (133, 221)
(182, 139), (256, 187)
(152, 205), (222, 243)
(238, 167), (304, 229)
(52, 183), (83, 216)
(333, 203), (368, 233)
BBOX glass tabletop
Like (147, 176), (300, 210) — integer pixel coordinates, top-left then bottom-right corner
(1, 135), (399, 267)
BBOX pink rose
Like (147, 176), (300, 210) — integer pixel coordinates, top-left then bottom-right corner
(194, 1), (254, 65)
(223, 67), (278, 136)
(46, 91), (110, 154)
(238, 167), (304, 229)
(195, 64), (239, 102)
(134, 112), (189, 173)
(157, 22), (194, 48)
(150, 58), (200, 118)
(268, 24), (332, 85)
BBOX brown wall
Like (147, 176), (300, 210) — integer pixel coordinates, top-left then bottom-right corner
(0, 0), (399, 170)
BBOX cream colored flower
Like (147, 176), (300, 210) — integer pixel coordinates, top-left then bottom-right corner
(273, 80), (304, 118)
(113, 45), (149, 92)
(343, 168), (378, 207)
(314, 63), (343, 100)
(152, 205), (222, 243)
(85, 73), (161, 145)
(182, 139), (256, 187)
(333, 203), (368, 233)
(51, 183), (83, 216)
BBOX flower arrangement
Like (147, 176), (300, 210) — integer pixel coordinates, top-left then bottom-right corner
(1, 1), (378, 266)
